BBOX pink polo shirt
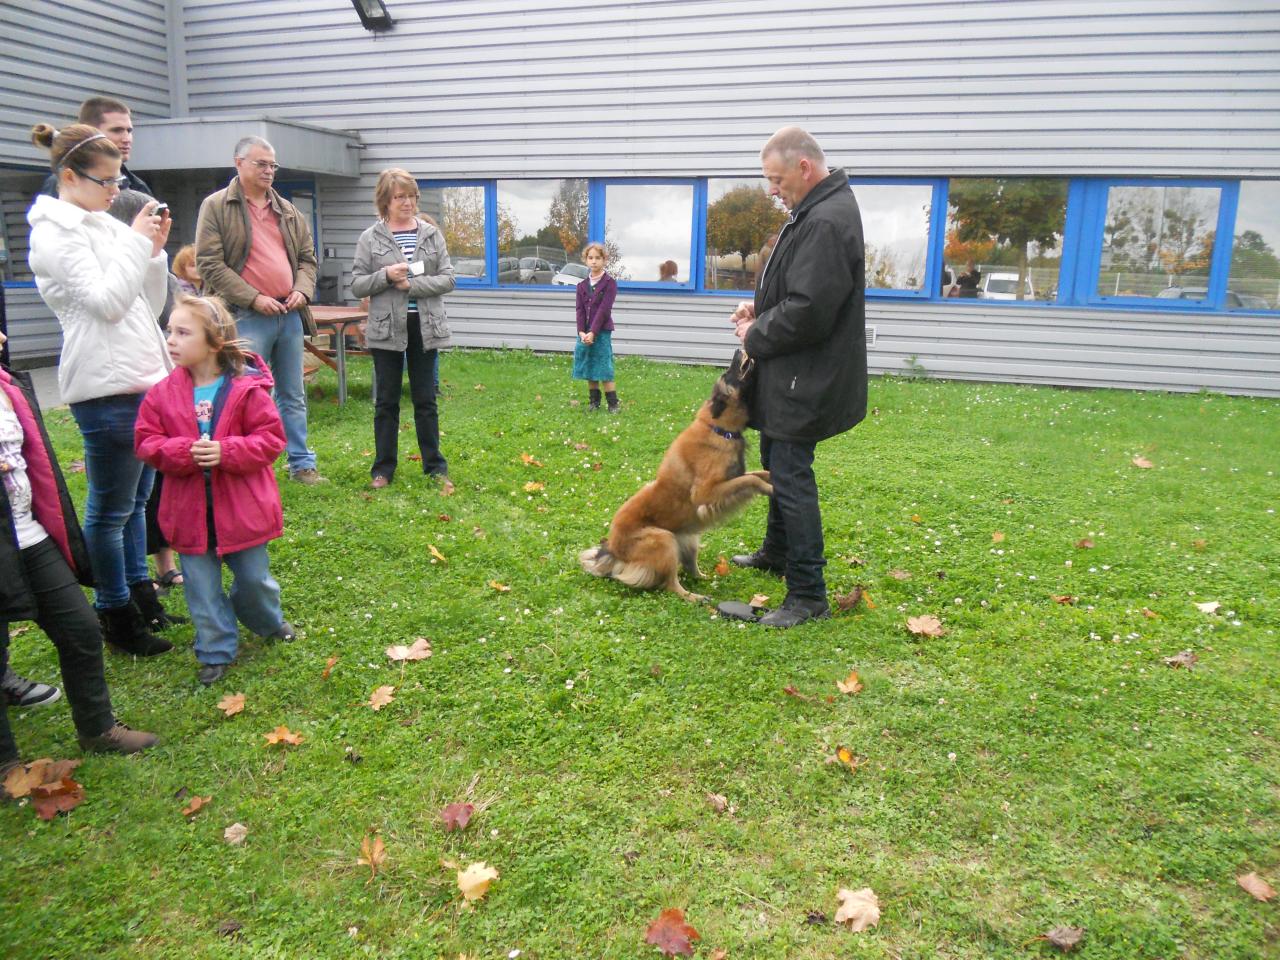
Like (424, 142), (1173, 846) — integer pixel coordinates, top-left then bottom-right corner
(239, 197), (294, 299)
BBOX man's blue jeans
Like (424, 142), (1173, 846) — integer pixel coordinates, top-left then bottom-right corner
(235, 308), (316, 473)
(69, 393), (154, 609)
(179, 545), (284, 665)
(759, 434), (827, 602)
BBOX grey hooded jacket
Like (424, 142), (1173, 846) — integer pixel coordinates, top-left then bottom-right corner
(350, 218), (455, 352)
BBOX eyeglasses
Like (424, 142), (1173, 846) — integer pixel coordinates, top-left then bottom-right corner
(78, 171), (130, 189)
(244, 159), (281, 172)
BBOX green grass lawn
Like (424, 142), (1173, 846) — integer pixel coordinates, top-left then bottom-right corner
(2, 350), (1277, 959)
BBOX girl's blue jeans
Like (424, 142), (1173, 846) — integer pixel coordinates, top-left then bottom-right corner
(69, 393), (154, 610)
(179, 545), (284, 665)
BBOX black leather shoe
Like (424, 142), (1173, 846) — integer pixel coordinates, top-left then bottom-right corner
(730, 549), (786, 575)
(757, 596), (831, 628)
(197, 663), (231, 686)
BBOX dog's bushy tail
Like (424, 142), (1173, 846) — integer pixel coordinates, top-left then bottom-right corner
(579, 535), (669, 590)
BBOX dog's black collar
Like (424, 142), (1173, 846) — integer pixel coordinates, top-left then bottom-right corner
(708, 423), (743, 441)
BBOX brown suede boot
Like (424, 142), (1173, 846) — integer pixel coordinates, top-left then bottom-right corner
(77, 722), (159, 755)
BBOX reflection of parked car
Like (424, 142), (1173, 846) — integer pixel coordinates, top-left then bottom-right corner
(497, 257), (522, 283)
(981, 271), (1035, 300)
(519, 257), (554, 284)
(552, 262), (591, 286)
(1156, 286), (1269, 309)
(454, 257), (485, 278)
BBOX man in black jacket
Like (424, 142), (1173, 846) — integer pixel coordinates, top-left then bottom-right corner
(36, 97), (151, 200)
(730, 127), (867, 627)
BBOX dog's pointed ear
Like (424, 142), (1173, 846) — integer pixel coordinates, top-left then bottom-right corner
(709, 377), (731, 420)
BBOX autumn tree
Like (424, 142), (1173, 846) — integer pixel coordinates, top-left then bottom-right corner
(547, 179), (589, 260)
(440, 190), (515, 260)
(1232, 230), (1280, 279)
(706, 185), (787, 263)
(948, 178), (1067, 299)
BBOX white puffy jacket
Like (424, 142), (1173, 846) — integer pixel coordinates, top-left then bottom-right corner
(27, 195), (172, 405)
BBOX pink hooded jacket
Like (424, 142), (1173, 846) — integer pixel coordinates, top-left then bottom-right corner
(135, 353), (285, 556)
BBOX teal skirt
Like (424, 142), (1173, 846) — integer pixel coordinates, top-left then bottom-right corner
(572, 331), (614, 381)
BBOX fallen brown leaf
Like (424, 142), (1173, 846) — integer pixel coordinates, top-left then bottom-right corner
(385, 638), (432, 661)
(224, 822), (248, 845)
(644, 907), (700, 956)
(1041, 925), (1085, 951)
(216, 692), (245, 717)
(457, 861), (499, 902)
(263, 725), (304, 746)
(1074, 538), (1095, 549)
(2, 758), (80, 799)
(31, 776), (85, 820)
(523, 481), (544, 492)
(835, 585), (865, 611)
(488, 580), (511, 592)
(910, 513), (923, 523)
(322, 654), (339, 679)
(749, 593), (770, 609)
(1163, 650), (1198, 669)
(906, 614), (945, 637)
(889, 569), (912, 580)
(1192, 538), (1208, 550)
(705, 792), (728, 813)
(992, 531), (1005, 543)
(1237, 871), (1276, 902)
(520, 452), (544, 467)
(182, 795), (212, 818)
(368, 685), (396, 710)
(573, 441), (589, 450)
(428, 544), (448, 564)
(713, 556), (730, 576)
(836, 670), (864, 695)
(1141, 607), (1158, 619)
(782, 684), (815, 703)
(833, 887), (880, 932)
(440, 802), (475, 832)
(1195, 600), (1221, 614)
(1052, 594), (1076, 605)
(357, 832), (386, 882)
(1132, 455), (1154, 469)
(831, 746), (861, 773)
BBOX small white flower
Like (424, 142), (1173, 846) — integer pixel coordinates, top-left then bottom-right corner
(947, 752), (957, 761)
(564, 679), (574, 689)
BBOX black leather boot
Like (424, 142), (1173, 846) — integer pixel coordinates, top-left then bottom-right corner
(129, 581), (188, 630)
(99, 602), (173, 657)
(588, 388), (602, 411)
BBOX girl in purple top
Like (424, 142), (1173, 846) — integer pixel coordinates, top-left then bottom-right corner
(572, 243), (619, 413)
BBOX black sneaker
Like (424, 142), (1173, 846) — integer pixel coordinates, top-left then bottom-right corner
(730, 549), (787, 575)
(197, 663), (231, 686)
(757, 595), (831, 628)
(1, 668), (61, 708)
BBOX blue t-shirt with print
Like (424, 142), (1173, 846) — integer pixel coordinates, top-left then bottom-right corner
(194, 376), (224, 438)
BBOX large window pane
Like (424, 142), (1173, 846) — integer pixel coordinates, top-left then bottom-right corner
(705, 178), (788, 291)
(603, 183), (694, 283)
(496, 179), (588, 285)
(1097, 185), (1219, 300)
(420, 185), (487, 280)
(1228, 181), (1280, 310)
(944, 178), (1066, 301)
(856, 184), (932, 292)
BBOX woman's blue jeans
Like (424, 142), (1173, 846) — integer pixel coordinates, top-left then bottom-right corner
(69, 393), (154, 610)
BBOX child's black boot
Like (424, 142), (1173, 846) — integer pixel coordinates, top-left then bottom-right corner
(606, 390), (620, 414)
(588, 388), (602, 411)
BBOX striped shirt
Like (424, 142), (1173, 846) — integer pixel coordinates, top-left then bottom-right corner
(393, 229), (418, 312)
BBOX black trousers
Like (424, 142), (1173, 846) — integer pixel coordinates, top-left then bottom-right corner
(759, 434), (827, 601)
(370, 315), (447, 480)
(0, 537), (115, 763)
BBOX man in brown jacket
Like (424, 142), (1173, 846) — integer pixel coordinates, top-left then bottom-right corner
(195, 135), (323, 483)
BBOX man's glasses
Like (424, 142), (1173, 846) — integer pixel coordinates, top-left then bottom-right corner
(245, 159), (281, 172)
(78, 171), (130, 189)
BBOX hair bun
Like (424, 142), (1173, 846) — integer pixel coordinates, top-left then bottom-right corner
(30, 123), (57, 150)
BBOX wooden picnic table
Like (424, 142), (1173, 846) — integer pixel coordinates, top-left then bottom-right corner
(308, 305), (367, 405)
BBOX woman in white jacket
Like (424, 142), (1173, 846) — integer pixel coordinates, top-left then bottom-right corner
(27, 122), (174, 656)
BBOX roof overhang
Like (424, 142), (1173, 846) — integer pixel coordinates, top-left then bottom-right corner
(131, 115), (363, 178)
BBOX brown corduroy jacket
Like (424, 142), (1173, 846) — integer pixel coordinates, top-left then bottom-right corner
(195, 176), (318, 334)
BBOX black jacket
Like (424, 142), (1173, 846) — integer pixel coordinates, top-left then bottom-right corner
(745, 168), (867, 443)
(37, 165), (152, 201)
(0, 370), (94, 620)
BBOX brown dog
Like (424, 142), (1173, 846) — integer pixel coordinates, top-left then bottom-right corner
(580, 355), (771, 602)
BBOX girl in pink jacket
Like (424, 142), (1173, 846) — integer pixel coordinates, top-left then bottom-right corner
(135, 295), (294, 686)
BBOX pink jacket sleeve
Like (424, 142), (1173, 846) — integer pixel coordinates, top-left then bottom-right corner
(217, 386), (286, 475)
(135, 392), (202, 475)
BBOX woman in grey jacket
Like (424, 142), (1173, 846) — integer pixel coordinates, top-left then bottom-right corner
(349, 169), (456, 490)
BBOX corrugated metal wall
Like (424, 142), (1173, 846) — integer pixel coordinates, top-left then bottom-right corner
(4, 0), (1279, 392)
(1, 0), (172, 168)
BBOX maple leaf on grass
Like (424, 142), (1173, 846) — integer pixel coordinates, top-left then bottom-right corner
(357, 832), (386, 882)
(368, 685), (396, 710)
(826, 746), (861, 774)
(440, 802), (475, 832)
(1131, 455), (1154, 469)
(833, 887), (880, 932)
(385, 638), (432, 662)
(991, 530), (1005, 543)
(523, 481), (544, 493)
(836, 670), (864, 695)
(182, 795), (212, 818)
(1162, 650), (1198, 669)
(1141, 607), (1158, 619)
(644, 908), (700, 956)
(713, 556), (730, 576)
(216, 692), (245, 717)
(906, 614), (945, 637)
(519, 452), (544, 467)
(749, 593), (769, 609)
(1074, 538), (1095, 549)
(3, 758), (80, 800)
(1237, 871), (1276, 902)
(1051, 594), (1076, 606)
(263, 725), (304, 746)
(705, 792), (728, 813)
(456, 861), (499, 902)
(31, 776), (86, 820)
(782, 684), (816, 703)
(321, 654), (339, 680)
(224, 822), (248, 845)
